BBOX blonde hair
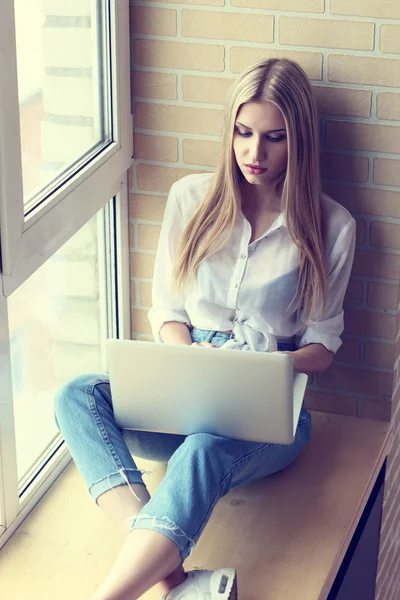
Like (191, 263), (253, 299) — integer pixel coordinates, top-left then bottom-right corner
(173, 58), (325, 323)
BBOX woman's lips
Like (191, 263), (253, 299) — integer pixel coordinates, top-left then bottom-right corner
(245, 165), (267, 175)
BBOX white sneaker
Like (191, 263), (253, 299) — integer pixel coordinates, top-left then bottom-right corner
(161, 568), (237, 599)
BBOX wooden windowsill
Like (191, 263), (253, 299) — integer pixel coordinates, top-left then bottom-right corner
(0, 411), (391, 599)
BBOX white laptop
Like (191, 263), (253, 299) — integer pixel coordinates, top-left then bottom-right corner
(106, 339), (308, 445)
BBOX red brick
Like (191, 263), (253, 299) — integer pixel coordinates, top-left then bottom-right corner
(231, 46), (322, 80)
(314, 86), (372, 117)
(132, 308), (152, 335)
(345, 309), (397, 340)
(321, 152), (369, 182)
(139, 282), (152, 308)
(326, 121), (400, 154)
(324, 184), (400, 219)
(336, 338), (361, 363)
(356, 219), (366, 245)
(133, 133), (178, 162)
(134, 39), (224, 72)
(129, 252), (155, 279)
(136, 165), (205, 193)
(374, 157), (400, 187)
(129, 194), (167, 221)
(371, 222), (400, 251)
(361, 398), (392, 421)
(344, 279), (363, 306)
(130, 6), (177, 36)
(365, 341), (396, 369)
(304, 389), (357, 415)
(135, 102), (223, 135)
(317, 365), (393, 396)
(132, 71), (177, 101)
(367, 282), (399, 310)
(352, 251), (400, 281)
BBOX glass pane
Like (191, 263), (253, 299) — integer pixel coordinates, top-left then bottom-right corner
(15, 0), (111, 208)
(8, 206), (111, 488)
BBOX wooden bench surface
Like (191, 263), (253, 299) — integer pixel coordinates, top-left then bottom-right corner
(0, 411), (390, 600)
(138, 411), (391, 600)
(186, 411), (391, 600)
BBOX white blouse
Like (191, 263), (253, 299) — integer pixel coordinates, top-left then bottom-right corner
(148, 173), (356, 354)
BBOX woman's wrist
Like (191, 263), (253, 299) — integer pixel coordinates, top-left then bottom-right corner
(280, 344), (333, 374)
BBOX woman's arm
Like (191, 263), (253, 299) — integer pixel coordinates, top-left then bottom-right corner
(295, 217), (356, 373)
(279, 343), (333, 375)
(160, 321), (192, 345)
(160, 322), (216, 348)
(148, 182), (191, 342)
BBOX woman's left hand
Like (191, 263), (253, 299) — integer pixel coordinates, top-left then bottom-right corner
(273, 344), (333, 374)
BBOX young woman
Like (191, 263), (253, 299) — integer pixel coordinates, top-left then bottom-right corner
(54, 58), (356, 600)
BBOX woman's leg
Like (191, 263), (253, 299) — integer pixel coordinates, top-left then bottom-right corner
(90, 529), (182, 600)
(54, 374), (186, 597)
(89, 411), (311, 600)
(96, 488), (186, 596)
(128, 410), (312, 559)
(55, 371), (310, 599)
(55, 330), (311, 599)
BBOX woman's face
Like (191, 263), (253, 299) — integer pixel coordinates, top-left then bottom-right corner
(232, 101), (288, 190)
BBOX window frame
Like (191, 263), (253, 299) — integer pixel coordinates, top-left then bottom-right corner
(0, 0), (132, 549)
(0, 0), (132, 297)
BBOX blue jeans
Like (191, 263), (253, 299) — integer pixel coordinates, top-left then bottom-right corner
(54, 328), (311, 562)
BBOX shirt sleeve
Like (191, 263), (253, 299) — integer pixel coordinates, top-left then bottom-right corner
(298, 217), (356, 354)
(147, 182), (191, 342)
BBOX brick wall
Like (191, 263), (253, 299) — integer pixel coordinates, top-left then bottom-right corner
(128, 5), (400, 596)
(129, 0), (400, 419)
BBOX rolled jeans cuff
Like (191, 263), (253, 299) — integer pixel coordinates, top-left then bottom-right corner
(89, 468), (145, 502)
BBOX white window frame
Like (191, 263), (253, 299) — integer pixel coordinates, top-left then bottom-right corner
(0, 0), (132, 549)
(0, 0), (133, 297)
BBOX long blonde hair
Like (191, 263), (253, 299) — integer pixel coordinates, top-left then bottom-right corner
(173, 58), (325, 323)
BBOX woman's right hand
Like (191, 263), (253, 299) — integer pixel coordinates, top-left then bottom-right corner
(191, 342), (217, 348)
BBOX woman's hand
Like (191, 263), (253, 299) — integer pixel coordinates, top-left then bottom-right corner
(274, 343), (333, 374)
(191, 342), (217, 348)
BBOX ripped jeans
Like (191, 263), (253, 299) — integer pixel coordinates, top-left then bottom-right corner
(54, 328), (312, 562)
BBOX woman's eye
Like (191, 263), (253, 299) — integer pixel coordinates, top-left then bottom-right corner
(235, 128), (286, 142)
(267, 135), (286, 143)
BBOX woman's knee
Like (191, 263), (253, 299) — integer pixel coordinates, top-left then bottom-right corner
(54, 373), (110, 425)
(170, 433), (233, 495)
(183, 432), (219, 451)
(174, 432), (225, 466)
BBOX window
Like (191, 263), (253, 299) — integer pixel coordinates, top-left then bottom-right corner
(10, 209), (108, 489)
(0, 0), (131, 548)
(16, 0), (112, 209)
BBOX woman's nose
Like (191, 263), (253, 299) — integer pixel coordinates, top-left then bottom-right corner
(249, 137), (266, 162)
